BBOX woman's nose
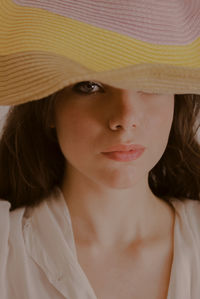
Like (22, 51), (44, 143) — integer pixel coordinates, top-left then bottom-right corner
(108, 89), (140, 131)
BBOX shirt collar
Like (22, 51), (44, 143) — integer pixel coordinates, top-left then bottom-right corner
(23, 186), (97, 299)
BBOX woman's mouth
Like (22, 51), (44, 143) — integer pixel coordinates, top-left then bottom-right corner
(101, 149), (145, 162)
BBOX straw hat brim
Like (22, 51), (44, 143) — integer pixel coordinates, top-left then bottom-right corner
(1, 0), (200, 105)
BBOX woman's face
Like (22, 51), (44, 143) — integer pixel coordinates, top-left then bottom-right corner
(54, 81), (174, 189)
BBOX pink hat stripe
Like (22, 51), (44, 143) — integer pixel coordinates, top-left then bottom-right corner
(13, 0), (200, 45)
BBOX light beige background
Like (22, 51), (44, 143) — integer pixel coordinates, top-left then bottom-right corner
(0, 106), (10, 136)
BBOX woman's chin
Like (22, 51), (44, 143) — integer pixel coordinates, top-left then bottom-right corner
(98, 172), (142, 190)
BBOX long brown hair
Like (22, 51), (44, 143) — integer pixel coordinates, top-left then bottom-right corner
(0, 91), (199, 211)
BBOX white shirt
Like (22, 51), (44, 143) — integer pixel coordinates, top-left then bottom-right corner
(0, 186), (199, 299)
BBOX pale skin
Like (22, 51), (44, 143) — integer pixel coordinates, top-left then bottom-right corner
(53, 81), (176, 297)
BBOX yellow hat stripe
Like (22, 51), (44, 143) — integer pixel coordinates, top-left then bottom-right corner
(1, 0), (200, 72)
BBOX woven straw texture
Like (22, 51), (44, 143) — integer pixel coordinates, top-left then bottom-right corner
(1, 0), (200, 105)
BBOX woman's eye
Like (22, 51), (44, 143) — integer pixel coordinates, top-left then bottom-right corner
(72, 81), (104, 94)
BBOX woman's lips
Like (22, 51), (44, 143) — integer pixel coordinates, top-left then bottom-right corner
(102, 149), (145, 162)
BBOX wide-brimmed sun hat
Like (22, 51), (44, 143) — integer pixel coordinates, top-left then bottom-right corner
(1, 0), (200, 106)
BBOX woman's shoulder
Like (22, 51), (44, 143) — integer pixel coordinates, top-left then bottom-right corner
(0, 188), (64, 247)
(170, 197), (200, 240)
(0, 199), (26, 225)
(0, 200), (12, 250)
(0, 200), (27, 297)
(170, 197), (200, 218)
(0, 199), (27, 250)
(0, 199), (26, 246)
(0, 199), (11, 222)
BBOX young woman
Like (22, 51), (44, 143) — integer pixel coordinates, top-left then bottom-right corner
(0, 1), (200, 299)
